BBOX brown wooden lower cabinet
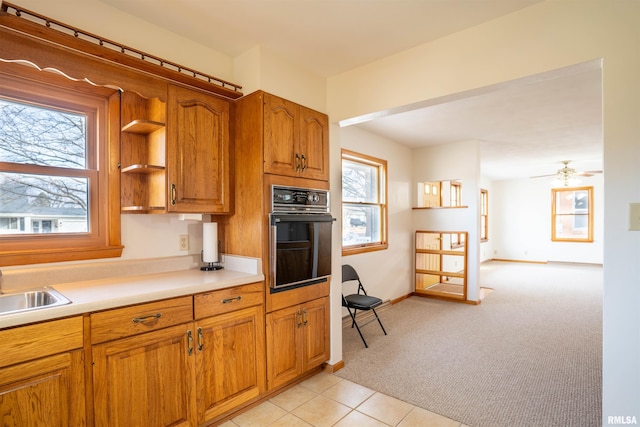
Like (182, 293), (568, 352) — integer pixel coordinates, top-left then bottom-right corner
(91, 286), (266, 426)
(266, 296), (330, 391)
(0, 316), (86, 426)
(0, 350), (86, 426)
(196, 305), (266, 422)
(92, 323), (197, 427)
(1, 281), (329, 426)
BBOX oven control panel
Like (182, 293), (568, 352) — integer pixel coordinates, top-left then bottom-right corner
(272, 185), (329, 212)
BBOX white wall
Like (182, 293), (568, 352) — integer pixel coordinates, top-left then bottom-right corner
(492, 175), (604, 264)
(234, 46), (327, 112)
(327, 1), (640, 422)
(329, 125), (413, 363)
(411, 141), (481, 301)
(16, 0), (234, 83)
(337, 126), (414, 303)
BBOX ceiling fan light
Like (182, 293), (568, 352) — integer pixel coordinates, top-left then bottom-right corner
(551, 175), (581, 187)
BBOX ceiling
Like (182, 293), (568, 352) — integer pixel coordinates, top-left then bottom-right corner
(100, 0), (603, 181)
(354, 60), (603, 181)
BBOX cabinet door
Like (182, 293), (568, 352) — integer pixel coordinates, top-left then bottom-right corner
(302, 296), (330, 371)
(263, 93), (299, 177)
(266, 305), (302, 390)
(298, 106), (329, 181)
(92, 323), (196, 427)
(0, 350), (85, 426)
(167, 84), (230, 213)
(196, 305), (265, 423)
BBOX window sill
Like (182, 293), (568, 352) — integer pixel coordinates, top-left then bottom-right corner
(342, 243), (388, 256)
(412, 206), (469, 210)
(0, 246), (124, 267)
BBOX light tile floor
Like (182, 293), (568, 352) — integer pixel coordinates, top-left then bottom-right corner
(221, 372), (469, 427)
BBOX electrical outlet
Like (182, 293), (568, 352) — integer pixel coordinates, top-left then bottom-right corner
(630, 203), (640, 231)
(179, 234), (189, 251)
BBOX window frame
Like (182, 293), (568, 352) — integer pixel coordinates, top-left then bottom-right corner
(551, 186), (594, 243)
(450, 181), (462, 207)
(341, 149), (388, 256)
(0, 65), (122, 266)
(480, 189), (489, 242)
(446, 181), (465, 248)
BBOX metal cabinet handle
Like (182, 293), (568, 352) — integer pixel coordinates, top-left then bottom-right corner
(302, 308), (308, 326)
(171, 183), (177, 206)
(132, 313), (162, 324)
(295, 153), (301, 171)
(301, 154), (307, 172)
(221, 296), (242, 304)
(197, 327), (204, 351)
(187, 330), (194, 355)
(296, 310), (302, 328)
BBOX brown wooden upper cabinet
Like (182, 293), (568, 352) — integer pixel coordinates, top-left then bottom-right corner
(166, 84), (231, 213)
(263, 93), (329, 181)
(120, 85), (231, 214)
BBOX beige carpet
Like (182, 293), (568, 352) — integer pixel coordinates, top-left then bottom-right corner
(336, 261), (602, 427)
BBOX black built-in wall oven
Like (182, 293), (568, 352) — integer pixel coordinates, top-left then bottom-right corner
(270, 185), (334, 291)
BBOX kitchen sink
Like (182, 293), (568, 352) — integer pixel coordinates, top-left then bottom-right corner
(0, 287), (71, 316)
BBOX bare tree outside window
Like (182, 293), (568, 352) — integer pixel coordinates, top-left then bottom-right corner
(0, 98), (89, 234)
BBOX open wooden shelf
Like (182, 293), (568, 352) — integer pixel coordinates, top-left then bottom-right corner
(414, 230), (468, 302)
(121, 119), (165, 134)
(120, 91), (167, 213)
(121, 205), (166, 213)
(121, 164), (165, 174)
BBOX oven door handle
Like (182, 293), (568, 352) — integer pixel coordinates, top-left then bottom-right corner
(270, 214), (335, 224)
(270, 222), (277, 287)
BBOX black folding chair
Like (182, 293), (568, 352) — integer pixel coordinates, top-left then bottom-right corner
(342, 264), (388, 348)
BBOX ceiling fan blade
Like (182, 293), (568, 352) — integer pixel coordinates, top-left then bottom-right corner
(575, 170), (603, 177)
(530, 173), (558, 179)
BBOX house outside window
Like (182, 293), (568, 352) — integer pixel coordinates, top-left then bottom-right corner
(551, 186), (593, 242)
(341, 149), (388, 255)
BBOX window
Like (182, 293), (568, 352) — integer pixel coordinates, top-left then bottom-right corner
(342, 149), (388, 255)
(551, 186), (593, 242)
(0, 67), (122, 266)
(0, 97), (90, 234)
(480, 189), (488, 241)
(450, 232), (465, 248)
(422, 181), (440, 207)
(450, 181), (462, 207)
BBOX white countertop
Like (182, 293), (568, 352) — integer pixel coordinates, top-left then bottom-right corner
(0, 267), (264, 329)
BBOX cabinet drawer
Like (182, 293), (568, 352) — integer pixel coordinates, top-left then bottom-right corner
(266, 278), (330, 313)
(194, 282), (264, 319)
(0, 316), (83, 368)
(90, 296), (193, 344)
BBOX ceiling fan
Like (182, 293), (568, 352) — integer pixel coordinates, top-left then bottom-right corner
(531, 160), (603, 186)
